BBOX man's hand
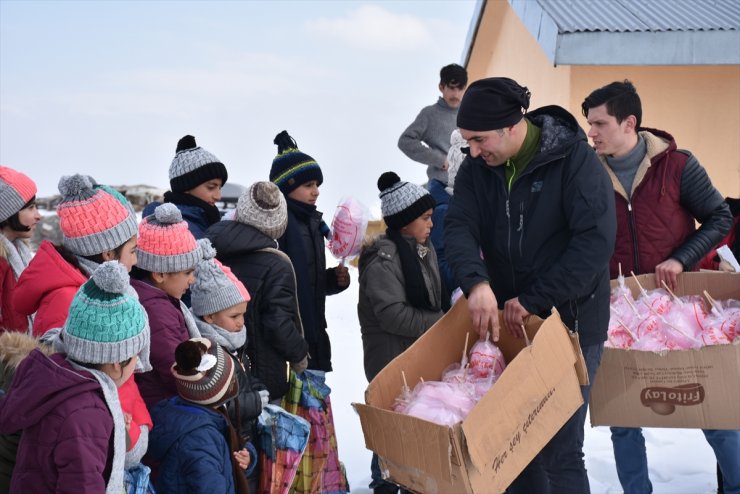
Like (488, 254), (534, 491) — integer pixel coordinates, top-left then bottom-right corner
(441, 158), (449, 171)
(654, 258), (683, 291)
(503, 297), (530, 338)
(468, 282), (499, 341)
(335, 265), (350, 288)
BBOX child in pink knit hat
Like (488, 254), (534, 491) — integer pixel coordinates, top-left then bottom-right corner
(0, 166), (41, 333)
(131, 203), (204, 410)
(14, 174), (139, 336)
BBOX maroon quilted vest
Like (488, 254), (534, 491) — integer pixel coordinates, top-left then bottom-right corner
(610, 132), (695, 279)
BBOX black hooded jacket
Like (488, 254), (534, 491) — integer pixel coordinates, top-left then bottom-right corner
(206, 220), (308, 400)
(444, 106), (617, 346)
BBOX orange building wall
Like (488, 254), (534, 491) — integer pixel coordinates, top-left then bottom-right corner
(468, 1), (740, 199)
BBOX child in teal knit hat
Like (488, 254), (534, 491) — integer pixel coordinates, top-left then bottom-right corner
(0, 261), (149, 494)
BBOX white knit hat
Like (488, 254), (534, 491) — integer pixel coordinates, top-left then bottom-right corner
(235, 181), (288, 239)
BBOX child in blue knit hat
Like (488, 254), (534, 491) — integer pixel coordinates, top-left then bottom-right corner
(269, 130), (350, 373)
(190, 238), (268, 493)
(0, 262), (148, 494)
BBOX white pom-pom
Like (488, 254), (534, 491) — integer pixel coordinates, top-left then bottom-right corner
(198, 238), (216, 260)
(154, 203), (183, 224)
(91, 261), (129, 294)
(58, 174), (94, 198)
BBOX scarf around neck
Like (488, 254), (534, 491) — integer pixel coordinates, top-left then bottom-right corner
(164, 190), (222, 226)
(193, 314), (247, 351)
(385, 228), (436, 311)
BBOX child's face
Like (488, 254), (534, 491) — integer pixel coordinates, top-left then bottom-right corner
(287, 180), (320, 206)
(204, 301), (247, 332)
(154, 268), (196, 299)
(186, 178), (223, 206)
(103, 236), (138, 272)
(400, 208), (434, 244)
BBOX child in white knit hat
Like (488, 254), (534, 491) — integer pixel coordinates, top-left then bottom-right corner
(359, 171), (444, 493)
(190, 238), (268, 493)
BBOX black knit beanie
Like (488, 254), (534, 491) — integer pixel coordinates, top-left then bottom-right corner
(378, 172), (436, 230)
(457, 77), (531, 131)
(269, 131), (323, 194)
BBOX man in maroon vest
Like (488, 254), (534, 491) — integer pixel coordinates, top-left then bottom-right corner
(582, 80), (736, 494)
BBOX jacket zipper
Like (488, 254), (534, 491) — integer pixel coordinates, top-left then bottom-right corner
(627, 201), (640, 273)
(505, 197), (517, 293)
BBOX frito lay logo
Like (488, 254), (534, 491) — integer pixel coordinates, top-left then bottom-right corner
(640, 383), (705, 415)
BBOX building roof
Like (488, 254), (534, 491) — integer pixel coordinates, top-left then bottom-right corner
(464, 0), (740, 66)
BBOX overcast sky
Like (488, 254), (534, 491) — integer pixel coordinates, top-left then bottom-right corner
(1, 0), (477, 217)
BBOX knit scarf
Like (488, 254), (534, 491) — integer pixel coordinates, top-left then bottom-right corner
(164, 190), (222, 226)
(0, 234), (33, 279)
(180, 300), (202, 339)
(193, 315), (247, 352)
(67, 361), (126, 494)
(385, 228), (435, 311)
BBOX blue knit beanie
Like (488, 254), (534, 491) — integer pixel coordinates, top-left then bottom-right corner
(62, 261), (149, 365)
(269, 131), (323, 194)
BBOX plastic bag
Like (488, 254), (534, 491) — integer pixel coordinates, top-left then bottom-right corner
(327, 196), (370, 261)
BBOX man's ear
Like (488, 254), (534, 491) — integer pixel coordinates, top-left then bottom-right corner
(439, 83), (445, 93)
(624, 115), (638, 133)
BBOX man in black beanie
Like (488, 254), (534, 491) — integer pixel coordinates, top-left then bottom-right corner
(444, 77), (617, 493)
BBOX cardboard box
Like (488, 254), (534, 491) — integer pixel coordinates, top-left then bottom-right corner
(353, 298), (588, 494)
(590, 272), (740, 429)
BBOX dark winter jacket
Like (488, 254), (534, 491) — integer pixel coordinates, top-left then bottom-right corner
(0, 333), (53, 493)
(132, 279), (194, 410)
(0, 351), (113, 493)
(602, 128), (732, 277)
(358, 235), (443, 382)
(206, 220), (308, 400)
(445, 106), (616, 347)
(698, 197), (740, 270)
(149, 397), (239, 494)
(279, 198), (347, 372)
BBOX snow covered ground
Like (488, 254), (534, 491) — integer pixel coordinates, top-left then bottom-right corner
(324, 273), (721, 494)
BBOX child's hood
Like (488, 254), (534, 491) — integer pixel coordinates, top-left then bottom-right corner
(0, 350), (101, 434)
(148, 397), (227, 460)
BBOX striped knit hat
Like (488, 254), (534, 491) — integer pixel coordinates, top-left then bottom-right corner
(56, 175), (139, 256)
(172, 337), (237, 406)
(378, 172), (436, 230)
(62, 261), (149, 365)
(0, 166), (37, 223)
(269, 131), (323, 194)
(136, 203), (201, 273)
(169, 135), (228, 193)
(235, 181), (288, 239)
(191, 238), (250, 317)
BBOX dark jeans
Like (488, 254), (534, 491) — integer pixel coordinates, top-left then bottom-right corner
(427, 180), (454, 305)
(506, 342), (604, 494)
(370, 453), (399, 492)
(611, 426), (740, 494)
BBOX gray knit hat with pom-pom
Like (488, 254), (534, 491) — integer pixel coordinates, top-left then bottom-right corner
(235, 181), (288, 240)
(62, 261), (149, 365)
(169, 135), (228, 193)
(56, 174), (138, 256)
(190, 238), (250, 317)
(378, 172), (436, 230)
(136, 203), (201, 273)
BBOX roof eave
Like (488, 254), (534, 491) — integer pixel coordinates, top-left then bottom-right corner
(462, 0), (487, 68)
(554, 31), (740, 66)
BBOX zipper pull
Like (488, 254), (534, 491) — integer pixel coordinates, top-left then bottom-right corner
(505, 199), (510, 219)
(627, 202), (632, 212)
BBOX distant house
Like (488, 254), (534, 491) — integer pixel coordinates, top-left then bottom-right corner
(463, 0), (740, 198)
